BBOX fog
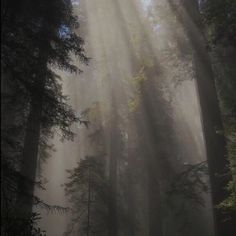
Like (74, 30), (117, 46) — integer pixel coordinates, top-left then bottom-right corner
(36, 0), (215, 235)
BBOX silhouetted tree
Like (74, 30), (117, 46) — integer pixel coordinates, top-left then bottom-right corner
(202, 0), (236, 215)
(1, 0), (88, 231)
(65, 156), (109, 236)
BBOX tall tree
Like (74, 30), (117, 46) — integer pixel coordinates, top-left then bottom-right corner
(168, 0), (236, 234)
(2, 0), (88, 218)
(65, 156), (109, 236)
(108, 97), (121, 236)
(202, 0), (236, 214)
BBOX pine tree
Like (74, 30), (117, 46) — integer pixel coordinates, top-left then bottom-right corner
(1, 0), (88, 221)
(65, 156), (109, 236)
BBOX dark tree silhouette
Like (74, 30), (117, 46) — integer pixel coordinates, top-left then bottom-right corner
(1, 0), (88, 230)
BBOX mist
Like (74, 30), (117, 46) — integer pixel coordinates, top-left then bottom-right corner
(2, 0), (235, 236)
(36, 0), (214, 235)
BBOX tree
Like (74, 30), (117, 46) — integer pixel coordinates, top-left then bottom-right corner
(167, 0), (236, 234)
(1, 0), (88, 225)
(64, 156), (109, 236)
(166, 162), (209, 234)
(202, 0), (236, 47)
(202, 0), (236, 216)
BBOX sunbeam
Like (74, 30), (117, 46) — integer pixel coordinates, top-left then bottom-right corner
(2, 0), (235, 236)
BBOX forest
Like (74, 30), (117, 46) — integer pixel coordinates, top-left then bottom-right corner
(1, 0), (236, 236)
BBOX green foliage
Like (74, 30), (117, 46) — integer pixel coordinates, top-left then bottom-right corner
(1, 212), (46, 236)
(1, 1), (89, 234)
(202, 0), (236, 46)
(202, 0), (236, 213)
(218, 180), (236, 212)
(2, 0), (89, 141)
(218, 117), (236, 213)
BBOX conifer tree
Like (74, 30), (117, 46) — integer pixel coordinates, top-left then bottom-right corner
(1, 0), (88, 220)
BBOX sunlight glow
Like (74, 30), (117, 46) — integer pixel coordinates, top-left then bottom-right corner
(37, 1), (214, 235)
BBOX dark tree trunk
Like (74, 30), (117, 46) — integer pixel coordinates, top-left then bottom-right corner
(17, 92), (43, 214)
(147, 165), (163, 236)
(87, 165), (91, 236)
(108, 105), (119, 236)
(139, 83), (163, 236)
(126, 175), (135, 236)
(108, 163), (118, 236)
(126, 133), (136, 236)
(193, 52), (235, 235)
(108, 163), (118, 235)
(17, 52), (47, 216)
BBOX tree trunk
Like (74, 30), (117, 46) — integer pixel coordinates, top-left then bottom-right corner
(17, 52), (47, 216)
(17, 89), (44, 215)
(126, 135), (136, 236)
(108, 105), (119, 236)
(126, 176), (135, 236)
(87, 165), (91, 236)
